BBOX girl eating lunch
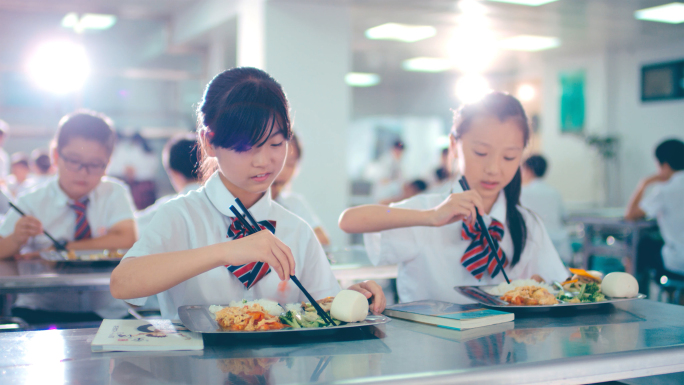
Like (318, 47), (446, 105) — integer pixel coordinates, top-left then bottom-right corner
(110, 67), (385, 319)
(339, 92), (568, 304)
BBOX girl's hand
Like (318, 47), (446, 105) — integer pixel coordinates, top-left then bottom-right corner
(225, 230), (295, 281)
(428, 191), (484, 227)
(14, 251), (42, 260)
(10, 216), (43, 247)
(348, 280), (387, 314)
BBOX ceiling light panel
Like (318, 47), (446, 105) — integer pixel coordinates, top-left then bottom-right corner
(345, 73), (381, 87)
(498, 35), (561, 51)
(402, 57), (453, 72)
(487, 0), (559, 5)
(635, 2), (684, 24)
(365, 23), (437, 43)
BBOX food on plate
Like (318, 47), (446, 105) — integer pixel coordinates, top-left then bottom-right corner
(485, 279), (555, 296)
(601, 272), (639, 298)
(562, 268), (602, 291)
(557, 268), (606, 303)
(330, 290), (369, 323)
(501, 286), (559, 306)
(214, 303), (286, 331)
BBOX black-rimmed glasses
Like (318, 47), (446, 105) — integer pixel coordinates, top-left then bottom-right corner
(59, 152), (107, 174)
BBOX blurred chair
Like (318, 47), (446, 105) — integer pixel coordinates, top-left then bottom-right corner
(655, 271), (684, 305)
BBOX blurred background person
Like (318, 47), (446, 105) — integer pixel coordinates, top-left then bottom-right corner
(380, 179), (428, 205)
(271, 133), (331, 246)
(364, 139), (406, 202)
(136, 133), (201, 233)
(7, 152), (32, 197)
(22, 148), (55, 191)
(428, 146), (459, 194)
(521, 154), (571, 263)
(108, 132), (159, 210)
(0, 119), (9, 183)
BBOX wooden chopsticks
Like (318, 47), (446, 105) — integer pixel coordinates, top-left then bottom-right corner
(9, 202), (68, 251)
(229, 198), (336, 326)
(458, 176), (511, 284)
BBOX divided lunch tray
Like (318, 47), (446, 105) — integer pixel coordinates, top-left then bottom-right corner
(456, 285), (646, 312)
(40, 249), (125, 263)
(178, 305), (390, 334)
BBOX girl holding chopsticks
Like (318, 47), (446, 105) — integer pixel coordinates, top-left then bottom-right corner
(110, 67), (385, 320)
(339, 92), (568, 304)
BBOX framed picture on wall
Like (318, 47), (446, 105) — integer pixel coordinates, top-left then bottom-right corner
(641, 60), (684, 102)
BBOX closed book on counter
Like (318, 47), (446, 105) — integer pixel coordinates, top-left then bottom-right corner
(383, 300), (514, 330)
(91, 319), (203, 352)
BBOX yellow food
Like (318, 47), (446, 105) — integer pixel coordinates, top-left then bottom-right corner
(215, 304), (286, 331)
(501, 286), (559, 306)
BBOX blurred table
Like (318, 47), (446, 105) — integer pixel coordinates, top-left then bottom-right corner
(0, 260), (113, 316)
(567, 208), (657, 275)
(2, 300), (684, 384)
(327, 245), (397, 287)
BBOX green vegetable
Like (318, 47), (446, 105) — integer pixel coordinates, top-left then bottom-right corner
(279, 311), (302, 329)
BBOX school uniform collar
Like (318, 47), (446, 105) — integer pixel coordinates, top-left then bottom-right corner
(181, 182), (201, 195)
(452, 183), (507, 224)
(48, 178), (95, 208)
(670, 171), (684, 184)
(204, 171), (273, 220)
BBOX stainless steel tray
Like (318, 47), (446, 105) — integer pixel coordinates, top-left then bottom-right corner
(178, 305), (390, 334)
(456, 285), (646, 312)
(40, 249), (125, 263)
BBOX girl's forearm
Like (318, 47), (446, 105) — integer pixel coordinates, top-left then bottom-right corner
(0, 236), (21, 260)
(110, 243), (226, 300)
(69, 220), (137, 250)
(624, 182), (646, 220)
(339, 204), (433, 233)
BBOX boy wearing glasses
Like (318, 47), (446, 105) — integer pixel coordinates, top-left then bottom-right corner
(0, 110), (137, 323)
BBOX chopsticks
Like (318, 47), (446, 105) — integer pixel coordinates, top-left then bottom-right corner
(8, 202), (67, 251)
(229, 198), (336, 326)
(458, 176), (511, 284)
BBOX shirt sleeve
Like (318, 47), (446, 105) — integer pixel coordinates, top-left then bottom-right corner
(103, 181), (136, 228)
(121, 204), (191, 306)
(298, 226), (341, 300)
(364, 195), (433, 266)
(639, 184), (664, 218)
(0, 207), (21, 238)
(522, 210), (569, 283)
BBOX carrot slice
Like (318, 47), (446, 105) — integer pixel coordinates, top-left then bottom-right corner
(568, 268), (601, 280)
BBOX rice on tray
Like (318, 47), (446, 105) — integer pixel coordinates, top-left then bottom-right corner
(209, 299), (284, 316)
(485, 279), (555, 296)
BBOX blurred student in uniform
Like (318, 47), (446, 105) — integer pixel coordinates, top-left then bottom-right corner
(379, 179), (428, 205)
(0, 120), (9, 183)
(428, 146), (460, 194)
(108, 132), (159, 210)
(136, 134), (201, 233)
(22, 149), (56, 191)
(271, 133), (330, 246)
(364, 140), (406, 202)
(0, 110), (137, 323)
(7, 152), (31, 197)
(625, 139), (684, 285)
(520, 155), (571, 263)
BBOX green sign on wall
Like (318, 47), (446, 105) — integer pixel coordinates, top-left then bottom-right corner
(559, 70), (585, 133)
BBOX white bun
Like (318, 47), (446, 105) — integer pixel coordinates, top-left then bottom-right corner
(330, 290), (369, 323)
(602, 272), (639, 298)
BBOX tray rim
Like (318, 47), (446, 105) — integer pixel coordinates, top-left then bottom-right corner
(178, 304), (391, 334)
(39, 249), (125, 262)
(455, 285), (646, 311)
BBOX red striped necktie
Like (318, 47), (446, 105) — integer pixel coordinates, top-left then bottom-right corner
(70, 198), (92, 241)
(225, 217), (277, 289)
(461, 218), (507, 280)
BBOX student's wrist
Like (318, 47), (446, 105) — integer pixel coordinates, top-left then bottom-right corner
(8, 233), (25, 249)
(418, 209), (437, 227)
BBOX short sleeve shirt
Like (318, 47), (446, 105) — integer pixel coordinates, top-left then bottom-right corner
(275, 191), (323, 229)
(364, 187), (568, 304)
(122, 171), (341, 320)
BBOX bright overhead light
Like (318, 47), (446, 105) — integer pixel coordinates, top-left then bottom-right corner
(517, 84), (536, 102)
(635, 2), (684, 24)
(27, 41), (90, 94)
(402, 57), (453, 72)
(499, 35), (560, 51)
(345, 72), (380, 87)
(61, 12), (117, 32)
(487, 0), (559, 6)
(365, 23), (437, 43)
(456, 75), (491, 104)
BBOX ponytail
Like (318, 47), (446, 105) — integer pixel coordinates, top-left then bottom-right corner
(504, 168), (526, 266)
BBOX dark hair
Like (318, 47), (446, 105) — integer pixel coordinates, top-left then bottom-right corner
(163, 134), (200, 181)
(197, 67), (292, 178)
(56, 110), (116, 155)
(393, 140), (405, 151)
(132, 132), (153, 153)
(435, 167), (450, 182)
(409, 179), (428, 192)
(655, 139), (684, 171)
(451, 92), (530, 267)
(290, 132), (302, 160)
(31, 149), (51, 174)
(524, 155), (548, 178)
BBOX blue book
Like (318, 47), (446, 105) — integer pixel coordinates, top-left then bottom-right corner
(383, 301), (514, 330)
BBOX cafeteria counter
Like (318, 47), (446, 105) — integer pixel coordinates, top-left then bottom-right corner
(2, 299), (684, 384)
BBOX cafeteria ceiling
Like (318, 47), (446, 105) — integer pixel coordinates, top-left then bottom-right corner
(0, 0), (682, 78)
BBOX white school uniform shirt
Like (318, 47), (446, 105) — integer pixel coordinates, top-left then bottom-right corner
(364, 186), (569, 304)
(135, 182), (201, 234)
(0, 177), (136, 318)
(122, 171), (341, 320)
(0, 148), (8, 180)
(275, 191), (322, 230)
(640, 171), (684, 275)
(520, 179), (572, 263)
